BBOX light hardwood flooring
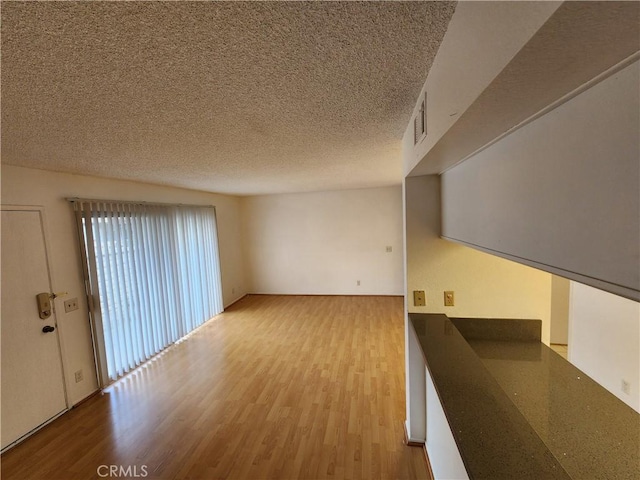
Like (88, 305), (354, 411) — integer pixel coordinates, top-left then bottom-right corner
(2, 295), (429, 480)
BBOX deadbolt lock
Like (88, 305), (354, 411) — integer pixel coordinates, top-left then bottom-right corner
(36, 292), (52, 319)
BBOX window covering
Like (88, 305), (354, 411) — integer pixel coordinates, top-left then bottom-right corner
(72, 200), (223, 386)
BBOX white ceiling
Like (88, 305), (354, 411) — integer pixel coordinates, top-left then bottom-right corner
(1, 1), (456, 196)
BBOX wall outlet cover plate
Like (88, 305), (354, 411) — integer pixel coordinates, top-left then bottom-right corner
(444, 291), (455, 306)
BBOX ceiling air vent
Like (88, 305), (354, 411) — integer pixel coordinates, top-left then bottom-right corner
(414, 91), (427, 145)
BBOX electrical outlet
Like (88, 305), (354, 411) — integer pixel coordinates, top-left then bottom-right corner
(385, 246), (392, 253)
(74, 370), (83, 383)
(444, 291), (455, 307)
(357, 280), (361, 286)
(64, 298), (79, 313)
(413, 290), (426, 306)
(622, 380), (630, 395)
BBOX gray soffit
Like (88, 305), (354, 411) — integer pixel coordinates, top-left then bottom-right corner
(1, 1), (456, 195)
(409, 1), (640, 177)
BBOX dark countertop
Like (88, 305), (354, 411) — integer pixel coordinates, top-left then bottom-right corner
(410, 313), (640, 480)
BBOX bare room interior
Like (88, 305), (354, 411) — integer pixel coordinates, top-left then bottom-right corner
(1, 2), (639, 480)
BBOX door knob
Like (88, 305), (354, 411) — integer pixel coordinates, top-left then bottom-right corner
(42, 325), (55, 333)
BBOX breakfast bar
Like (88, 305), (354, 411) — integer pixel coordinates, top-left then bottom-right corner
(409, 313), (639, 480)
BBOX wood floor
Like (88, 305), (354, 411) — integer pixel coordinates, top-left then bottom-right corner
(2, 295), (429, 480)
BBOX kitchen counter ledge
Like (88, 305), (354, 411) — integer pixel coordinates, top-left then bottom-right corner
(410, 313), (639, 480)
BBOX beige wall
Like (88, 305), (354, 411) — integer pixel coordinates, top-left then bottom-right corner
(1, 165), (247, 405)
(550, 275), (570, 345)
(404, 175), (553, 344)
(241, 186), (404, 295)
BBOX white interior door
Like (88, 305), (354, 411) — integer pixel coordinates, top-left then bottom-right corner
(1, 208), (68, 450)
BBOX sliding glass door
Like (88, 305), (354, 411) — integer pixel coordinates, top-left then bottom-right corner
(72, 200), (223, 386)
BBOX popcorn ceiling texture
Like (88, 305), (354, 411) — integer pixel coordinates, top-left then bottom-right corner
(1, 1), (456, 195)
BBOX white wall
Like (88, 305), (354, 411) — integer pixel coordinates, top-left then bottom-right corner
(425, 366), (469, 480)
(405, 175), (553, 343)
(241, 187), (404, 295)
(441, 60), (640, 301)
(405, 321), (426, 443)
(569, 282), (640, 413)
(1, 165), (247, 405)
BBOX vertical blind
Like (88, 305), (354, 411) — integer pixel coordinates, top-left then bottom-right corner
(71, 200), (223, 386)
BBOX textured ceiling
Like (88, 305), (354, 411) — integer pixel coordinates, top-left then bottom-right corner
(1, 1), (456, 195)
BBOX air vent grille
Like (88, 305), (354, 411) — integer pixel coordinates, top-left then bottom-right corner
(414, 92), (427, 145)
